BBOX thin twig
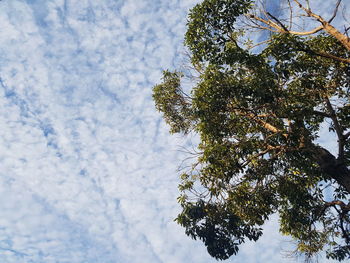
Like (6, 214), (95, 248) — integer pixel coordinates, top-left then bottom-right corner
(287, 0), (293, 30)
(329, 0), (342, 23)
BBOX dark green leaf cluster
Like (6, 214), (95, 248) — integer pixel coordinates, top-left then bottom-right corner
(153, 0), (350, 261)
(185, 0), (252, 65)
(176, 200), (262, 260)
(152, 70), (194, 134)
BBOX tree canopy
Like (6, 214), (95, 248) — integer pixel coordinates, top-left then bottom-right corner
(153, 0), (350, 261)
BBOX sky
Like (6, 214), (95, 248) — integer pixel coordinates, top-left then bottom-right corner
(0, 0), (346, 262)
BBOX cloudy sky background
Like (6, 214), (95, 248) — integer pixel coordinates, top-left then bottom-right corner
(0, 0), (347, 262)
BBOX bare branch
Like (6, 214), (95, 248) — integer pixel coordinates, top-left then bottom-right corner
(246, 23), (279, 33)
(298, 47), (350, 64)
(287, 0), (293, 30)
(345, 26), (350, 38)
(228, 104), (288, 138)
(248, 14), (323, 36)
(328, 0), (342, 23)
(288, 26), (324, 36)
(247, 0), (350, 51)
(248, 14), (286, 32)
(266, 12), (289, 32)
(246, 112), (288, 138)
(325, 200), (350, 211)
(293, 0), (310, 14)
(294, 0), (350, 51)
(305, 0), (311, 11)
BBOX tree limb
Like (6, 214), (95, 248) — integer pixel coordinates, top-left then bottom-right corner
(230, 106), (288, 137)
(313, 146), (350, 193)
(287, 0), (293, 30)
(266, 12), (289, 32)
(328, 0), (342, 23)
(248, 14), (323, 36)
(249, 0), (350, 51)
(325, 200), (350, 211)
(325, 97), (345, 159)
(297, 47), (350, 64)
(294, 0), (350, 51)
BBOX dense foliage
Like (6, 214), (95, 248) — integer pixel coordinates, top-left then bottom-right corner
(153, 0), (350, 260)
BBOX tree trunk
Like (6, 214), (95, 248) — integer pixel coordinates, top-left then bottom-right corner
(319, 20), (350, 52)
(314, 147), (350, 193)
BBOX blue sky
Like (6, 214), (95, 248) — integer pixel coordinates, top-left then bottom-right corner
(0, 0), (347, 262)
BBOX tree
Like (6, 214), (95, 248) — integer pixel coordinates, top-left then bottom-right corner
(153, 0), (350, 261)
